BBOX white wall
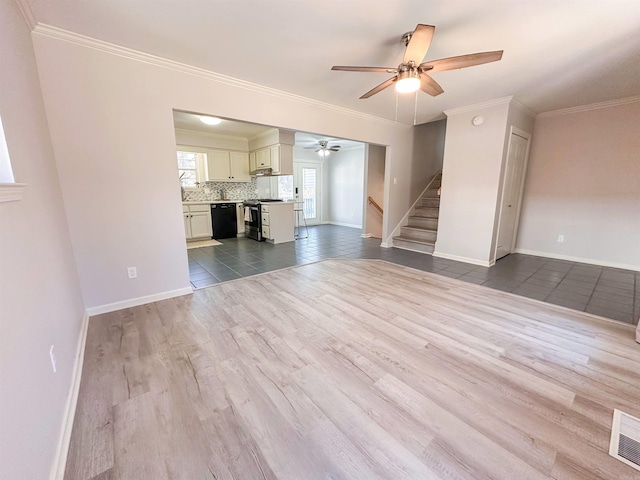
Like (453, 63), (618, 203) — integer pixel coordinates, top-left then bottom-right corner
(517, 101), (640, 270)
(31, 30), (415, 310)
(435, 101), (511, 265)
(325, 146), (365, 228)
(435, 99), (535, 266)
(0, 3), (86, 479)
(364, 144), (386, 238)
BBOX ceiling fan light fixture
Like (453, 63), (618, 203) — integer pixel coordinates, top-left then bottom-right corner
(199, 115), (222, 125)
(395, 69), (420, 94)
(318, 149), (330, 157)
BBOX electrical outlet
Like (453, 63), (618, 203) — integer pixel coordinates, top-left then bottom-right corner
(127, 266), (137, 279)
(557, 235), (565, 243)
(49, 345), (57, 373)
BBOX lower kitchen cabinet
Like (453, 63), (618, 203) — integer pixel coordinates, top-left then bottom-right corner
(183, 204), (212, 240)
(261, 202), (294, 244)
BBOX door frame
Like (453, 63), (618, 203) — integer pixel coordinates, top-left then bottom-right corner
(293, 159), (323, 225)
(494, 126), (532, 261)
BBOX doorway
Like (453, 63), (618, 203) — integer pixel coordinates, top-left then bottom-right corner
(294, 161), (322, 225)
(495, 128), (531, 260)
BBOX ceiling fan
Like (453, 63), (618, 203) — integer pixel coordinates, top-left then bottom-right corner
(332, 24), (503, 99)
(305, 140), (341, 157)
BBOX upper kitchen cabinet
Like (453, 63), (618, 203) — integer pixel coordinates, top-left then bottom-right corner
(207, 149), (251, 182)
(250, 144), (293, 175)
(256, 147), (271, 169)
(270, 144), (293, 175)
(229, 152), (250, 181)
(248, 127), (295, 176)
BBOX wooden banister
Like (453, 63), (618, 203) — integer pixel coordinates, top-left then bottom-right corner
(368, 196), (383, 215)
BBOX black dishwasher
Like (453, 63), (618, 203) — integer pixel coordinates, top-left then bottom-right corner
(210, 203), (238, 239)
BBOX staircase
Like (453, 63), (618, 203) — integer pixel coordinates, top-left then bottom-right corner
(393, 172), (441, 254)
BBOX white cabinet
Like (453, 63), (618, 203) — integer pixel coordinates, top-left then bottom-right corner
(207, 150), (231, 181)
(261, 202), (294, 244)
(256, 148), (271, 169)
(207, 149), (250, 182)
(183, 203), (212, 240)
(249, 151), (257, 174)
(229, 152), (250, 182)
(249, 144), (293, 175)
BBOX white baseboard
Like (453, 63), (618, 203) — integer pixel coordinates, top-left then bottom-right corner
(326, 221), (362, 229)
(85, 286), (193, 316)
(360, 233), (372, 238)
(380, 242), (392, 248)
(514, 249), (640, 272)
(49, 311), (90, 480)
(433, 250), (495, 267)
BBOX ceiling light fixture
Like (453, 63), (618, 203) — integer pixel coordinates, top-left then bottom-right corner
(395, 68), (420, 94)
(318, 149), (330, 157)
(199, 116), (222, 126)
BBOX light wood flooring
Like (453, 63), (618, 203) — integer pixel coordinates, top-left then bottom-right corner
(65, 259), (640, 480)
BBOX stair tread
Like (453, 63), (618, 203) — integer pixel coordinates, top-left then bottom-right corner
(394, 235), (435, 246)
(402, 226), (437, 234)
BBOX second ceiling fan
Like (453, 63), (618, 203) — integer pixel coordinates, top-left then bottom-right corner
(332, 24), (503, 99)
(305, 140), (341, 157)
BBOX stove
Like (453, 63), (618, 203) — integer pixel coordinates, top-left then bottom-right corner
(243, 198), (283, 206)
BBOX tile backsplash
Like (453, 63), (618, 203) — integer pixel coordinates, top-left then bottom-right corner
(182, 180), (258, 202)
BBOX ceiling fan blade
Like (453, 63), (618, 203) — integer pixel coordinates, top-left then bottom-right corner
(332, 66), (397, 73)
(360, 76), (396, 99)
(403, 24), (435, 64)
(421, 50), (504, 72)
(420, 74), (444, 96)
(329, 147), (341, 151)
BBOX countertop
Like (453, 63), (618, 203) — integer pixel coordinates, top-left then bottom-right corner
(182, 200), (295, 205)
(182, 200), (244, 205)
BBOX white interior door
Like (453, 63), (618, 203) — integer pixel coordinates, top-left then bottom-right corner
(294, 162), (321, 225)
(496, 132), (529, 260)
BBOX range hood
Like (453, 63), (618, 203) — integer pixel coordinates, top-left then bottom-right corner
(253, 168), (272, 177)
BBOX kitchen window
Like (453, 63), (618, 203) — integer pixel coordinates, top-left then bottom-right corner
(177, 148), (208, 189)
(0, 114), (26, 203)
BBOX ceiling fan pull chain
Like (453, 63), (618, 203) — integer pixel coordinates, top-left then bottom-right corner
(413, 90), (418, 126)
(394, 91), (398, 122)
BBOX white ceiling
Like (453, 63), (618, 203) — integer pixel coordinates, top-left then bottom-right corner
(26, 0), (640, 124)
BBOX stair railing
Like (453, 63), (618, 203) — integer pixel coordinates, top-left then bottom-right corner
(368, 196), (383, 215)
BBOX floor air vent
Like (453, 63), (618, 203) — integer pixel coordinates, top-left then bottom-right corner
(610, 409), (640, 472)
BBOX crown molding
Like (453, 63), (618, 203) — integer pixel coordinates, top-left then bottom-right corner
(15, 0), (36, 30)
(510, 97), (537, 118)
(537, 95), (640, 119)
(248, 128), (279, 142)
(32, 23), (411, 129)
(444, 96), (513, 116)
(174, 128), (251, 143)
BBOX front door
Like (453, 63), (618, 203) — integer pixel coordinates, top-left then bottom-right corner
(496, 131), (529, 259)
(294, 162), (321, 225)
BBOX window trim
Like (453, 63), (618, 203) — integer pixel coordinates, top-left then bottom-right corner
(176, 146), (208, 190)
(0, 183), (27, 203)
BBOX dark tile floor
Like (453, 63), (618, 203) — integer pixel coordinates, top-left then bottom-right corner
(188, 225), (640, 325)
